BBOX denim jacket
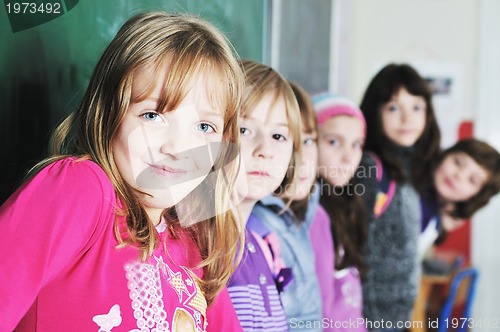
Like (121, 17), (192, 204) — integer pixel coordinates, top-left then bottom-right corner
(250, 185), (323, 332)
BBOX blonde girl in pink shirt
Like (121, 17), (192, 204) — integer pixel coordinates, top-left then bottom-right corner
(0, 12), (244, 331)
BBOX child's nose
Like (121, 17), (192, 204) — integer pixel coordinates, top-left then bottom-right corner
(400, 109), (409, 123)
(254, 135), (273, 159)
(159, 127), (200, 158)
(454, 170), (465, 182)
(341, 147), (353, 163)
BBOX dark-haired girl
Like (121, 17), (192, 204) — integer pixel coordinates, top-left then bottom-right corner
(358, 63), (441, 332)
(420, 138), (500, 255)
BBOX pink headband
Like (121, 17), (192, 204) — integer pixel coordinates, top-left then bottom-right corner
(312, 92), (366, 132)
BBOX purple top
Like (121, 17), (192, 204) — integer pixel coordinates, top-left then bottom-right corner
(420, 189), (440, 232)
(310, 204), (367, 332)
(228, 216), (289, 332)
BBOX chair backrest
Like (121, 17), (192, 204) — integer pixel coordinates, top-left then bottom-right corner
(438, 267), (479, 332)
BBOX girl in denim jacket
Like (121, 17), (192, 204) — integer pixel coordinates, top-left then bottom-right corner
(250, 82), (323, 331)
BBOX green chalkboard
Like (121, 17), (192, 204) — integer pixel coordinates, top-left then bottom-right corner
(0, 0), (267, 203)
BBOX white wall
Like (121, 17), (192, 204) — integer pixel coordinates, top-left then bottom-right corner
(337, 0), (500, 326)
(343, 0), (478, 118)
(471, 0), (500, 328)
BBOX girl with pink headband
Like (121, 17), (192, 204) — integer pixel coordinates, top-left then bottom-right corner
(314, 94), (367, 131)
(310, 92), (369, 332)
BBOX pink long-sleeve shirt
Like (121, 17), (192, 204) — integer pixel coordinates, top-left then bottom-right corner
(309, 204), (367, 332)
(0, 157), (242, 332)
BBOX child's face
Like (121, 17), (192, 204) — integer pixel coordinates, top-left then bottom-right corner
(381, 87), (426, 147)
(237, 92), (293, 202)
(317, 115), (364, 187)
(434, 152), (489, 202)
(112, 67), (224, 221)
(294, 127), (318, 200)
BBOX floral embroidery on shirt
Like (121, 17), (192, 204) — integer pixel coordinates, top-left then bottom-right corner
(125, 262), (169, 331)
(124, 256), (208, 332)
(92, 304), (122, 331)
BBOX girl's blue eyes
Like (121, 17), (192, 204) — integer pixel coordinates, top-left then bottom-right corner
(239, 128), (287, 141)
(272, 134), (286, 141)
(329, 139), (339, 146)
(327, 140), (363, 149)
(353, 142), (364, 149)
(142, 111), (162, 122)
(197, 123), (216, 133)
(142, 112), (216, 133)
(304, 138), (316, 146)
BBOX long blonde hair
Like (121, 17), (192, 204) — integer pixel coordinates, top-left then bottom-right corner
(239, 60), (302, 203)
(34, 12), (244, 305)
